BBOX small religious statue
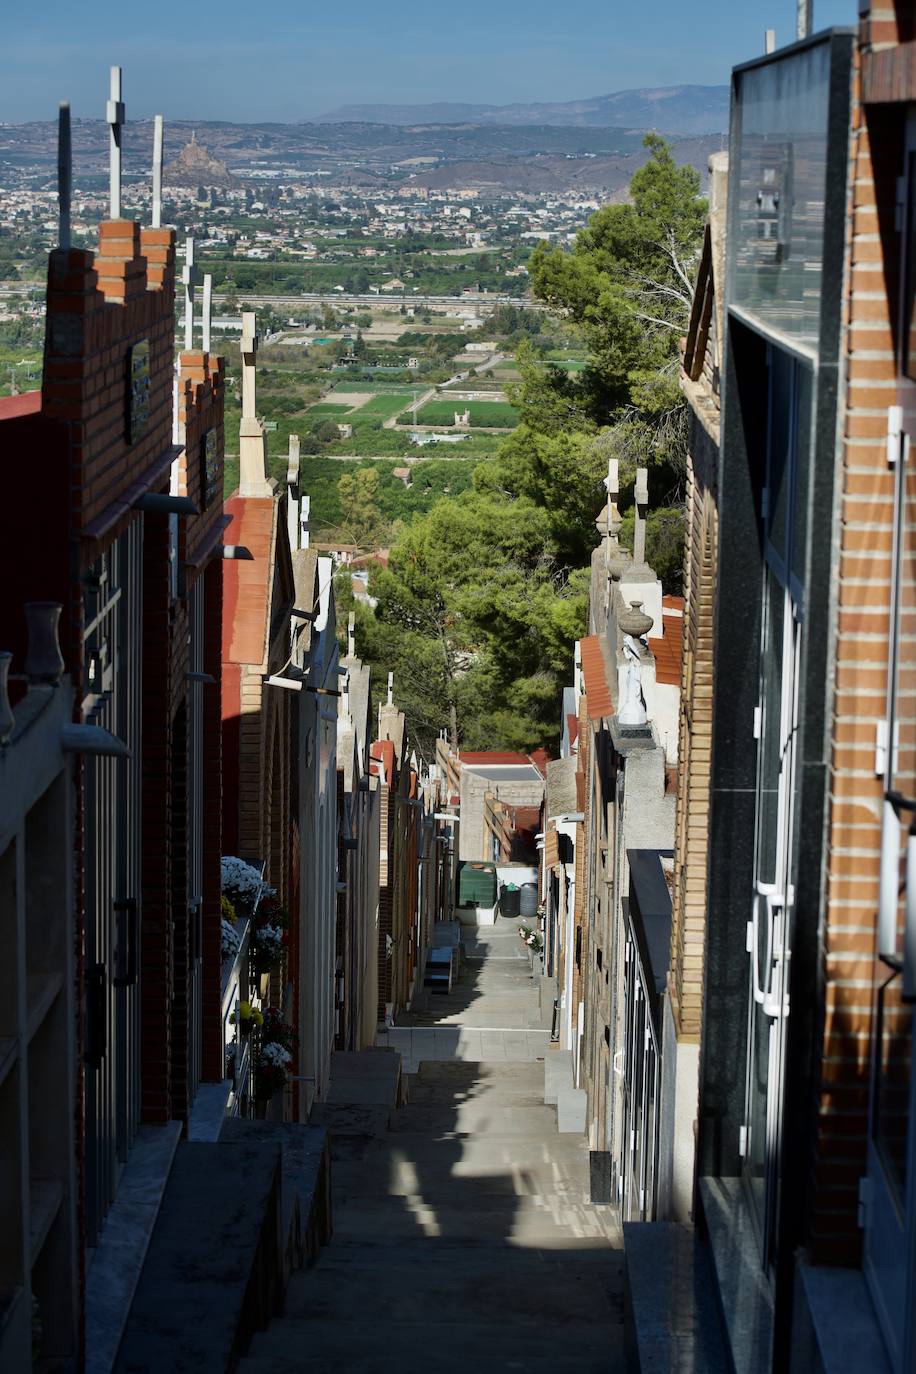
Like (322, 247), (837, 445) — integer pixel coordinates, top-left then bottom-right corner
(618, 635), (648, 728)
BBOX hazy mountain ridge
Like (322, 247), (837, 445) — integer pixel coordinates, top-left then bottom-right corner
(312, 85), (730, 135)
(0, 116), (722, 194)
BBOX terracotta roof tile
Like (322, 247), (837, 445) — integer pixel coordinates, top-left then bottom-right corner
(222, 497), (276, 667)
(460, 750), (532, 766)
(370, 738), (396, 786)
(0, 391), (41, 420)
(655, 611), (684, 687)
(580, 635), (614, 721)
(508, 805), (542, 830)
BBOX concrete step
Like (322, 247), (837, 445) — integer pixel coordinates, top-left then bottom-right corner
(387, 1105), (562, 1135)
(114, 1141), (283, 1374)
(405, 1083), (548, 1108)
(413, 1057), (545, 1079)
(235, 921), (624, 1374)
(244, 1319), (625, 1369)
(283, 1263), (623, 1324)
(325, 1049), (401, 1106)
(336, 1135), (591, 1174)
(239, 1348), (625, 1374)
(327, 1201), (615, 1243)
(331, 1160), (588, 1199)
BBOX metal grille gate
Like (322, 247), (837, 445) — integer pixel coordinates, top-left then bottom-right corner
(82, 519), (143, 1247)
(187, 575), (204, 1103)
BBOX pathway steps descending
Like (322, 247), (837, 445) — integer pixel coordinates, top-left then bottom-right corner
(238, 923), (625, 1373)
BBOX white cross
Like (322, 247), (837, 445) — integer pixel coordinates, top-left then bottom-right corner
(202, 272), (212, 353)
(58, 102), (71, 251)
(633, 466), (649, 566)
(106, 66), (125, 220)
(182, 236), (201, 351)
(152, 114), (163, 229)
(241, 311), (258, 418)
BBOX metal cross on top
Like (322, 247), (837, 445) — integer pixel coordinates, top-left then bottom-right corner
(58, 102), (71, 251)
(633, 465), (649, 567)
(202, 273), (213, 354)
(106, 66), (125, 220)
(151, 114), (164, 229)
(182, 236), (201, 351)
(240, 312), (259, 419)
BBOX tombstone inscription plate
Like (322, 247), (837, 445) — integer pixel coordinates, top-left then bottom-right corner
(126, 340), (150, 445)
(201, 427), (220, 508)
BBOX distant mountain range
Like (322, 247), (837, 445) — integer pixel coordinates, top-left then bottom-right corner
(312, 86), (730, 136)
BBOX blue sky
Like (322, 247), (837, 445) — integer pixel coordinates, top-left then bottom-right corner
(2, 0), (857, 123)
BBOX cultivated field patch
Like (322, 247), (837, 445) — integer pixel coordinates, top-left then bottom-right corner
(414, 399), (519, 429)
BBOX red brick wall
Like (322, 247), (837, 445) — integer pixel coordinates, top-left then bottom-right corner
(179, 350), (226, 1084)
(42, 223), (176, 557)
(202, 556), (225, 1081)
(139, 510), (175, 1123)
(810, 36), (907, 1264)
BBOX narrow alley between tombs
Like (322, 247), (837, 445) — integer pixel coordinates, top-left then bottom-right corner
(238, 924), (625, 1374)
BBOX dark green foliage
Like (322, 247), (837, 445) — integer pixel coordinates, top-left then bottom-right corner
(347, 136), (705, 754)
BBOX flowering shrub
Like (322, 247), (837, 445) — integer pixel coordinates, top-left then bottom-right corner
(221, 893), (237, 923)
(517, 924), (544, 955)
(231, 1001), (263, 1030)
(250, 922), (284, 974)
(220, 856), (275, 906)
(256, 1041), (292, 1099)
(261, 1007), (297, 1052)
(221, 918), (241, 962)
(257, 896), (289, 930)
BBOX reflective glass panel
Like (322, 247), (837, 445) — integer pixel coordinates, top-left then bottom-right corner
(730, 41), (831, 347)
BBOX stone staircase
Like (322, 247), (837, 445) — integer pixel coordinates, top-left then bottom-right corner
(238, 1058), (625, 1373)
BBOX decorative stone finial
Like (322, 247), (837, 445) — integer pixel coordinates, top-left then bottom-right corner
(23, 603), (64, 684)
(0, 652), (14, 744)
(618, 600), (654, 639)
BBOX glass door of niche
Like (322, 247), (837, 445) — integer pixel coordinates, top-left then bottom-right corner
(741, 344), (811, 1272)
(862, 108), (916, 1372)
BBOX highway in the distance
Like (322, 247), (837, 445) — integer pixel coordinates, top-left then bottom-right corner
(0, 284), (543, 313)
(212, 290), (543, 312)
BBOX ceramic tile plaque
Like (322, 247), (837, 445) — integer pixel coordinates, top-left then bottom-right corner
(126, 339), (150, 445)
(201, 427), (220, 508)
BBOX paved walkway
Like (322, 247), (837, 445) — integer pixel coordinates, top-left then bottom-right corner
(239, 922), (624, 1373)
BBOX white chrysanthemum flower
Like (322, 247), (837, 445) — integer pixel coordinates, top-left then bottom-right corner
(221, 918), (241, 960)
(261, 1042), (292, 1068)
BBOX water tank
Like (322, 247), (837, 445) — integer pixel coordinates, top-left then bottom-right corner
(499, 885), (521, 917)
(456, 862), (497, 908)
(519, 883), (539, 918)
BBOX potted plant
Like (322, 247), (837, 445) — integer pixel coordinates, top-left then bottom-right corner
(231, 1001), (263, 1036)
(221, 855), (276, 912)
(221, 901), (241, 963)
(255, 1041), (292, 1107)
(261, 1007), (297, 1053)
(517, 923), (543, 968)
(250, 908), (286, 979)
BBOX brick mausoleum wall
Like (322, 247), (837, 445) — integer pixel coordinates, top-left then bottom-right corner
(810, 22), (906, 1264)
(179, 350), (227, 1083)
(669, 420), (718, 1043)
(42, 222), (176, 560)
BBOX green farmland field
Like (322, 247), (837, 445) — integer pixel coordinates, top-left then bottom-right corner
(305, 402), (354, 417)
(357, 394), (409, 418)
(414, 400), (519, 429)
